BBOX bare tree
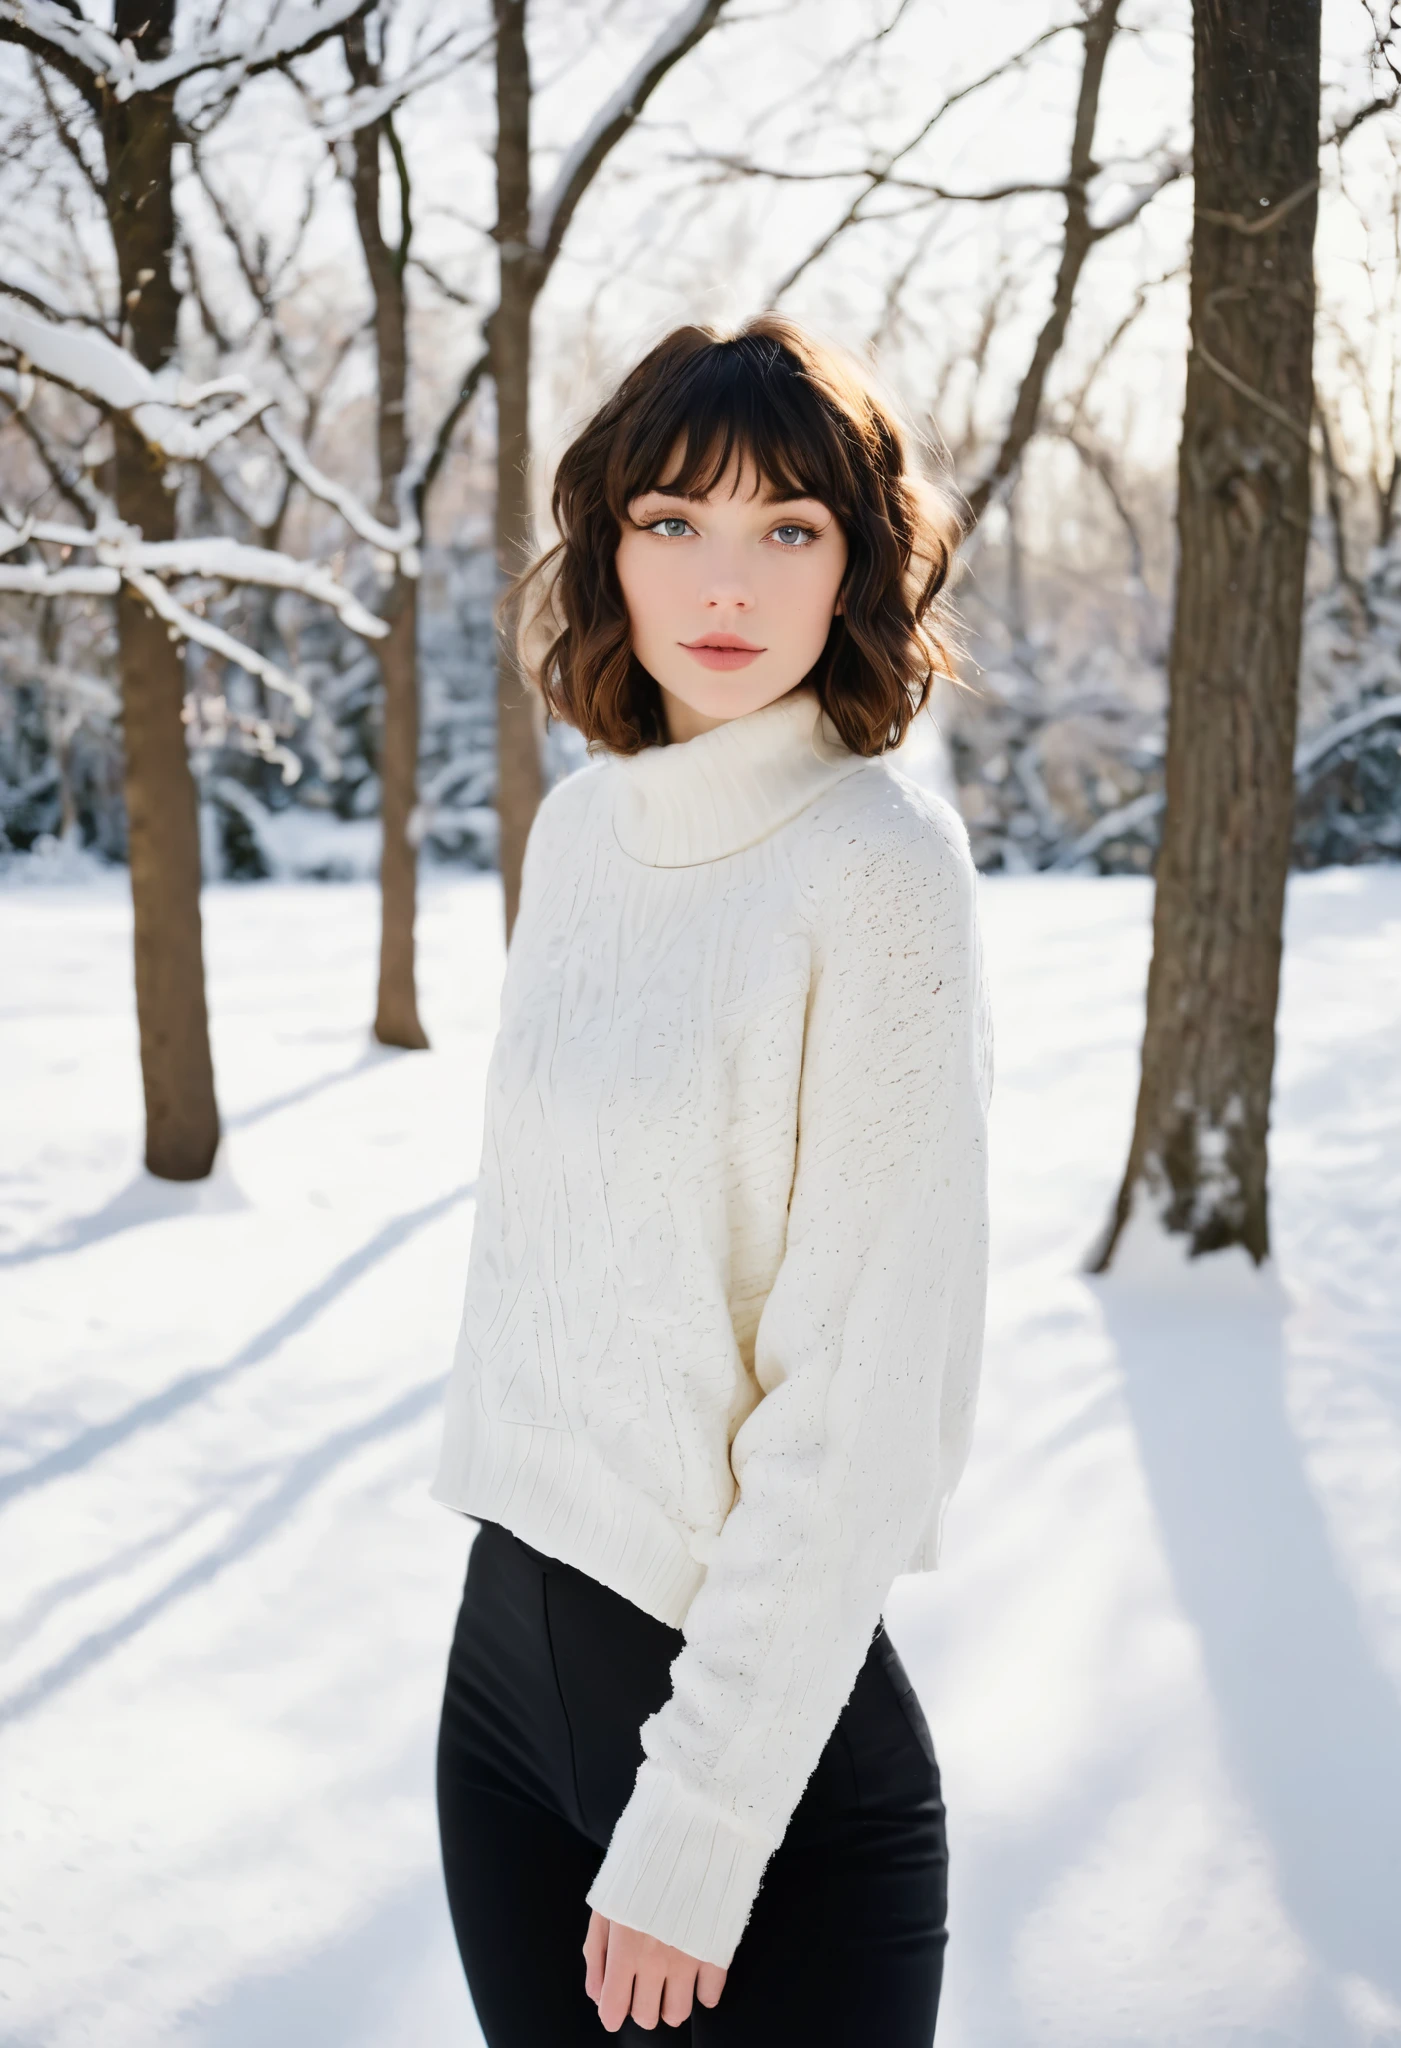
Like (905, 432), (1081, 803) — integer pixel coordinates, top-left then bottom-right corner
(342, 13), (429, 1046)
(421, 0), (729, 935)
(0, 0), (404, 1179)
(1092, 0), (1322, 1267)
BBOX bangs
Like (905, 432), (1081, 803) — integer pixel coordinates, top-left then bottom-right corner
(607, 332), (859, 517)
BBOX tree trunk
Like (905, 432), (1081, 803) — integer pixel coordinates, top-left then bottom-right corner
(102, 0), (220, 1181)
(345, 21), (428, 1049)
(492, 0), (544, 940)
(1093, 0), (1320, 1269)
(374, 580), (425, 1045)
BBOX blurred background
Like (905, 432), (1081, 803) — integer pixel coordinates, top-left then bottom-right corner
(2, 3), (1399, 2045)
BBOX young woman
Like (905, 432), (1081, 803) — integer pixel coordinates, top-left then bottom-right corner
(433, 318), (992, 2045)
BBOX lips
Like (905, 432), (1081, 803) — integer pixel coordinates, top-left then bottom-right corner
(681, 635), (766, 672)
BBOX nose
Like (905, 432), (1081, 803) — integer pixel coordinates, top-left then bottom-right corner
(700, 542), (753, 611)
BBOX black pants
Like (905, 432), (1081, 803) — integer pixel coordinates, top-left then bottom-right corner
(437, 1520), (948, 2045)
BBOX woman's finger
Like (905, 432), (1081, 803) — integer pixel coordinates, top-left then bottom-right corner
(627, 1957), (664, 2030)
(597, 1941), (636, 2035)
(660, 1965), (697, 2028)
(696, 1960), (728, 2009)
(582, 1910), (608, 2005)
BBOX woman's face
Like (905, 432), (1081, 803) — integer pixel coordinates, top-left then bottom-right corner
(616, 453), (848, 742)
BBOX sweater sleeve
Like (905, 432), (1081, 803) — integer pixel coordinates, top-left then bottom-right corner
(586, 785), (993, 1966)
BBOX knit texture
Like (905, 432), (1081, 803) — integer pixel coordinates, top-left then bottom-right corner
(432, 685), (992, 1966)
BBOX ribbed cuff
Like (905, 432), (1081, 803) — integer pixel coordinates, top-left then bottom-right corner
(585, 1761), (776, 1968)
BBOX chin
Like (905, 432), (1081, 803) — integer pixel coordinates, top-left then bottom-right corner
(665, 675), (801, 725)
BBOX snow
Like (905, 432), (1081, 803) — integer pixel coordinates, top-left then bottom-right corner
(131, 542), (389, 645)
(2, 865), (1400, 2047)
(0, 0), (370, 105)
(0, 296), (267, 462)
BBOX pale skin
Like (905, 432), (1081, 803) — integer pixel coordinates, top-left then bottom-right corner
(581, 456), (849, 2033)
(615, 453), (850, 745)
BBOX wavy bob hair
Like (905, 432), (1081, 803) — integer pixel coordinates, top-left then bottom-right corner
(512, 317), (963, 756)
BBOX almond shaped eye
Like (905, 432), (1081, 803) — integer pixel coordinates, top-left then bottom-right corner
(772, 524), (814, 547)
(649, 517), (693, 538)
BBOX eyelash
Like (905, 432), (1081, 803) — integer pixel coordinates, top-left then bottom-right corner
(640, 516), (819, 548)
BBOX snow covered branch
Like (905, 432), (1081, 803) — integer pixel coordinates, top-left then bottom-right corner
(261, 411), (419, 565)
(123, 566), (312, 714)
(134, 539), (388, 640)
(0, 293), (269, 459)
(0, 512), (393, 712)
(529, 0), (727, 263)
(1294, 694), (1401, 785)
(0, 294), (416, 567)
(0, 561), (118, 596)
(0, 0), (372, 105)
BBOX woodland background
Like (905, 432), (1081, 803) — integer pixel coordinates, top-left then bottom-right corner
(2, 0), (1397, 899)
(4, 6), (1401, 2045)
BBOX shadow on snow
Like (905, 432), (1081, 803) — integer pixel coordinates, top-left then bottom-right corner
(0, 1375), (446, 1725)
(0, 1184), (472, 1510)
(1096, 1261), (1401, 2016)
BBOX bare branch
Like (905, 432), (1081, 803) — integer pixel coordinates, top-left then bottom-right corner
(30, 53), (105, 200)
(761, 18), (1082, 303)
(412, 344), (488, 523)
(1196, 177), (1318, 238)
(1047, 423), (1145, 581)
(187, 146), (299, 379)
(0, 389), (104, 518)
(1194, 341), (1312, 447)
(768, 186), (872, 305)
(1089, 152), (1186, 237)
(965, 0), (1125, 526)
(406, 254), (477, 307)
(1323, 84), (1400, 150)
(703, 154), (1069, 203)
(178, 228), (237, 355)
(1063, 260), (1185, 431)
(0, 273), (109, 332)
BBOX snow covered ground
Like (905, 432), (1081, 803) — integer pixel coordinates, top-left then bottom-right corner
(3, 865), (1399, 2048)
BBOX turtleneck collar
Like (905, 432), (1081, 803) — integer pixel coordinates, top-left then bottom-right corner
(607, 686), (864, 869)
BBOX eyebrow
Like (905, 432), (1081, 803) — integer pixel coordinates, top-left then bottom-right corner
(631, 486), (828, 508)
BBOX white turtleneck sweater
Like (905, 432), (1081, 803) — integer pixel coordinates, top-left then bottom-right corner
(432, 685), (992, 1968)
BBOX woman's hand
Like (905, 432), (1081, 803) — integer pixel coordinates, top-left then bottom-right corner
(583, 1909), (727, 2032)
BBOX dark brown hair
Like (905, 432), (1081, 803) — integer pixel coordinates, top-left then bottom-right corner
(511, 317), (964, 755)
